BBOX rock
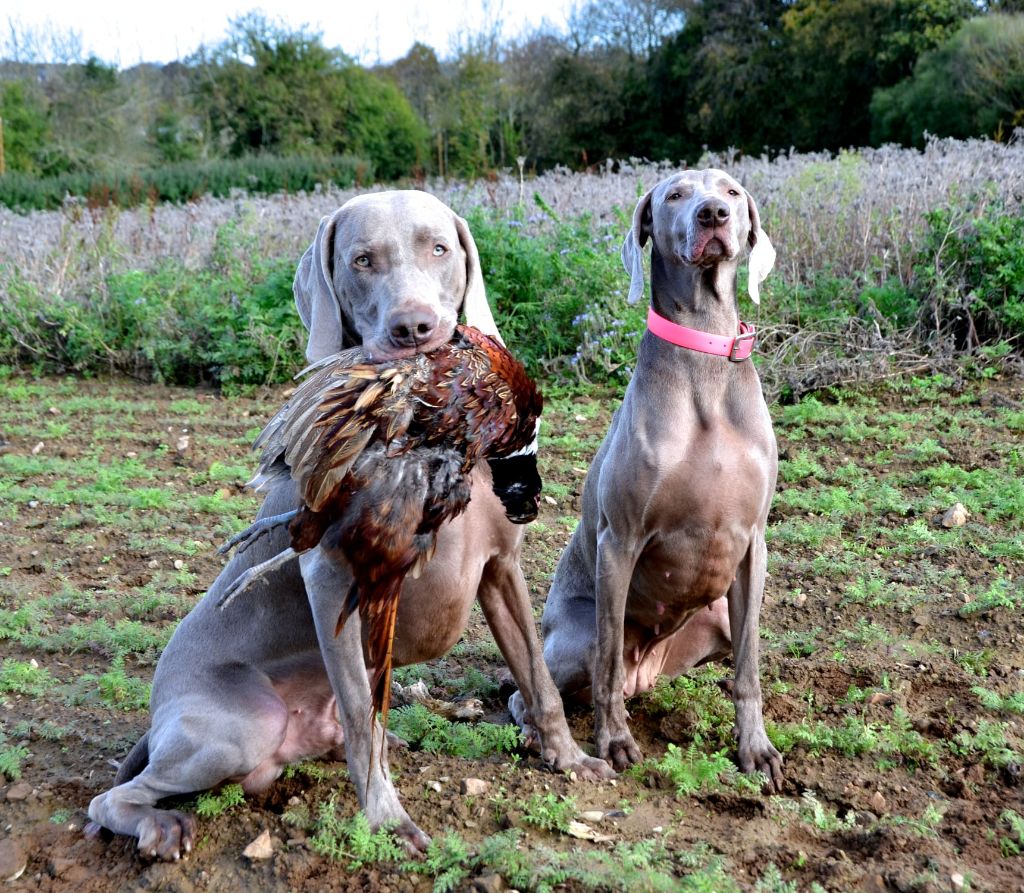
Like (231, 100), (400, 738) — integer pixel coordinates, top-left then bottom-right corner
(427, 780), (442, 793)
(0, 839), (27, 882)
(472, 873), (506, 893)
(147, 559), (159, 569)
(566, 821), (614, 842)
(579, 810), (604, 822)
(543, 495), (557, 506)
(870, 791), (887, 813)
(6, 783), (32, 801)
(173, 559), (185, 570)
(242, 829), (274, 861)
(461, 778), (489, 796)
(950, 872), (966, 891)
(31, 442), (44, 455)
(941, 503), (969, 528)
(47, 406), (60, 415)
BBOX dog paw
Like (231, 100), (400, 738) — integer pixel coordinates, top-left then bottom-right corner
(506, 690), (541, 752)
(136, 810), (196, 861)
(737, 732), (785, 793)
(597, 733), (642, 772)
(392, 818), (431, 855)
(567, 753), (616, 781)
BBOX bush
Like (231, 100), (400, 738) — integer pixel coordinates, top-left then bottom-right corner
(0, 224), (307, 390)
(466, 197), (640, 381)
(0, 154), (372, 212)
(871, 15), (1024, 146)
(915, 201), (1024, 345)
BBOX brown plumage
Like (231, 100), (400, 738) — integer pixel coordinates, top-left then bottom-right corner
(234, 325), (543, 728)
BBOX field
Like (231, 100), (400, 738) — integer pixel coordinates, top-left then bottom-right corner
(1, 141), (1024, 891)
(1, 365), (1023, 892)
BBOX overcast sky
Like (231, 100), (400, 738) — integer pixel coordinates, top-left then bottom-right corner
(6, 0), (579, 67)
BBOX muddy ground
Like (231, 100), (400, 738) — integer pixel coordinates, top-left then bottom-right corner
(1, 371), (1022, 892)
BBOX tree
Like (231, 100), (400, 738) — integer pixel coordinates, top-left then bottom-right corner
(871, 14), (1024, 145)
(781, 0), (976, 149)
(191, 13), (426, 177)
(0, 79), (48, 172)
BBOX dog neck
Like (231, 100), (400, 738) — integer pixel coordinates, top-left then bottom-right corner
(634, 246), (754, 401)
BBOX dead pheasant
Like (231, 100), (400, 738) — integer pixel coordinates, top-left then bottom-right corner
(218, 324), (543, 728)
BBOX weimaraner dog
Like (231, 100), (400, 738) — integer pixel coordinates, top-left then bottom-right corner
(511, 169), (784, 788)
(87, 190), (611, 861)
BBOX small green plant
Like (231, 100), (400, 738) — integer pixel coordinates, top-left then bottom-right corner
(0, 731), (30, 780)
(194, 783), (246, 818)
(972, 686), (1024, 715)
(518, 792), (578, 834)
(1000, 809), (1024, 857)
(631, 738), (742, 796)
(0, 659), (54, 696)
(309, 803), (407, 870)
(95, 658), (151, 711)
(387, 704), (522, 759)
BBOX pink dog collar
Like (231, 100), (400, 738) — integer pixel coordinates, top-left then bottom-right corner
(646, 307), (756, 362)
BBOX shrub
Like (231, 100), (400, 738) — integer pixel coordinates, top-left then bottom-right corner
(0, 153), (372, 212)
(915, 200), (1024, 345)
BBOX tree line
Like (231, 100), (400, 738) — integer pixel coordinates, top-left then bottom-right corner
(1, 0), (1022, 188)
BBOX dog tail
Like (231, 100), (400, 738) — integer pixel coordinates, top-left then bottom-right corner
(113, 731), (150, 785)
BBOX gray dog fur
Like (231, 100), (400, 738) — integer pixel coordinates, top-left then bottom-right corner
(510, 169), (784, 787)
(86, 190), (611, 862)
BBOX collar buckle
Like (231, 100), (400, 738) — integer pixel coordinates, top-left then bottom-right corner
(728, 330), (757, 363)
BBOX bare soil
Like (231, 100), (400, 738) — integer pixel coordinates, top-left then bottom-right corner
(1, 373), (1023, 892)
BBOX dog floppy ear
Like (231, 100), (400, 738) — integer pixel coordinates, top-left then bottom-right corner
(294, 208), (356, 364)
(745, 191), (776, 305)
(621, 187), (654, 304)
(453, 211), (503, 345)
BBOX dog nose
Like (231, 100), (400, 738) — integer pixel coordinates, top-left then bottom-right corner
(388, 307), (439, 348)
(696, 199), (730, 228)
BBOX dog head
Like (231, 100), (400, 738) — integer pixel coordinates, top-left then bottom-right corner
(294, 191), (501, 364)
(621, 169), (776, 305)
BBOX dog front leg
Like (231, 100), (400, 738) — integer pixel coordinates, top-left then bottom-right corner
(592, 527), (643, 771)
(478, 556), (613, 780)
(727, 531), (784, 791)
(299, 548), (430, 852)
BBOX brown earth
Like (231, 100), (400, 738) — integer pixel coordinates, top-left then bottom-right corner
(1, 373), (1023, 892)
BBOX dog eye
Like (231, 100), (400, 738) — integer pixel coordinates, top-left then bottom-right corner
(728, 189), (740, 197)
(354, 255), (371, 268)
(667, 192), (681, 201)
(432, 244), (447, 256)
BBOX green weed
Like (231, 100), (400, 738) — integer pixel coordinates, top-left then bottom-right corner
(0, 659), (55, 696)
(387, 704), (522, 759)
(194, 783), (246, 818)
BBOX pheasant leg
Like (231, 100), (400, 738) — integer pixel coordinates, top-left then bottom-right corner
(217, 548), (298, 610)
(218, 510), (300, 556)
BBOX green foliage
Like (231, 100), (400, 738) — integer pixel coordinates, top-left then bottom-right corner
(517, 792), (578, 833)
(872, 15), (1024, 145)
(94, 657), (151, 711)
(915, 200), (1024, 345)
(0, 730), (30, 781)
(1001, 809), (1024, 857)
(190, 13), (425, 179)
(0, 225), (305, 389)
(0, 659), (55, 696)
(0, 153), (369, 211)
(950, 720), (1023, 768)
(0, 80), (50, 174)
(194, 783), (246, 818)
(387, 703), (522, 758)
(972, 686), (1024, 715)
(467, 201), (637, 381)
(632, 739), (742, 796)
(310, 803), (408, 869)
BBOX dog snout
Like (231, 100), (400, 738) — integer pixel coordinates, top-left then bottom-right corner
(388, 306), (440, 349)
(696, 198), (730, 228)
